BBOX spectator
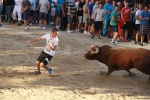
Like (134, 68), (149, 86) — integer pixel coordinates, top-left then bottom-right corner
(6, 0), (14, 22)
(121, 1), (131, 42)
(76, 0), (84, 33)
(110, 5), (119, 45)
(55, 0), (65, 29)
(88, 0), (94, 35)
(21, 0), (31, 31)
(90, 0), (100, 39)
(12, 0), (23, 26)
(29, 0), (37, 25)
(75, 0), (80, 32)
(135, 3), (143, 44)
(37, 0), (50, 29)
(107, 0), (116, 38)
(91, 3), (105, 39)
(102, 0), (111, 37)
(67, 0), (76, 33)
(139, 5), (150, 46)
(61, 0), (68, 31)
(50, 0), (57, 25)
(83, 0), (89, 35)
(0, 0), (2, 26)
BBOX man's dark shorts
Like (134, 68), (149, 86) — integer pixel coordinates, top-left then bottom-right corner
(111, 25), (118, 32)
(24, 14), (29, 20)
(39, 12), (47, 20)
(94, 21), (103, 30)
(37, 51), (53, 65)
(56, 10), (62, 18)
(89, 19), (94, 26)
(122, 21), (130, 30)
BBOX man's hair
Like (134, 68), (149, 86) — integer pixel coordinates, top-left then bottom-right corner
(52, 28), (59, 33)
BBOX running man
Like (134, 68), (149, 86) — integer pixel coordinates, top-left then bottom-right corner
(26, 28), (59, 74)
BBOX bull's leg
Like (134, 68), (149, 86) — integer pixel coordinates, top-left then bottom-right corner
(126, 69), (136, 76)
(106, 70), (114, 76)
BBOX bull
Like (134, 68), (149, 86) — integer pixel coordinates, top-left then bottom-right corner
(84, 45), (150, 82)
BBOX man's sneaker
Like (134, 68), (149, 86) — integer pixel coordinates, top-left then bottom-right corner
(84, 31), (87, 34)
(98, 36), (101, 39)
(91, 35), (94, 39)
(38, 26), (42, 29)
(111, 41), (117, 45)
(87, 32), (91, 35)
(68, 30), (73, 33)
(40, 24), (44, 27)
(139, 43), (144, 46)
(76, 29), (79, 32)
(27, 26), (29, 29)
(0, 23), (2, 26)
(56, 25), (59, 29)
(48, 68), (53, 74)
(24, 27), (28, 31)
(43, 27), (46, 30)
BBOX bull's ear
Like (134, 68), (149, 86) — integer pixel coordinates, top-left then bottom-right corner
(90, 44), (95, 48)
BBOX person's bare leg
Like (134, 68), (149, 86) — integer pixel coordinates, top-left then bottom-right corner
(40, 62), (50, 70)
(98, 30), (102, 36)
(112, 32), (118, 42)
(35, 61), (41, 73)
(140, 35), (144, 44)
(44, 20), (47, 27)
(135, 31), (139, 43)
(125, 29), (128, 40)
(67, 24), (71, 30)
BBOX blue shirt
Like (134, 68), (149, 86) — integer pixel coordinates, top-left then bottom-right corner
(108, 5), (114, 19)
(130, 7), (136, 22)
(140, 10), (150, 25)
(88, 2), (94, 17)
(56, 0), (65, 10)
(103, 3), (112, 20)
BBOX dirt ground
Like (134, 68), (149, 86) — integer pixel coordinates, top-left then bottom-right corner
(0, 23), (150, 100)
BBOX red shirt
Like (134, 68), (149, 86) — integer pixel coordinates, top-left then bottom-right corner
(121, 7), (131, 22)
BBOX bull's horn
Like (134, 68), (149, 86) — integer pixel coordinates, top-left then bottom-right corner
(91, 47), (99, 53)
(90, 45), (95, 47)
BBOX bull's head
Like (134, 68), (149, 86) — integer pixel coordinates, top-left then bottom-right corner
(84, 45), (99, 60)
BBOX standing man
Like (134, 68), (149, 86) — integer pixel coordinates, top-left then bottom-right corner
(37, 0), (50, 29)
(21, 0), (31, 31)
(135, 3), (143, 44)
(0, 0), (2, 26)
(121, 1), (131, 42)
(55, 0), (65, 29)
(139, 5), (150, 46)
(6, 0), (14, 22)
(67, 0), (76, 33)
(92, 3), (105, 39)
(91, 0), (100, 39)
(110, 5), (119, 45)
(50, 0), (57, 25)
(77, 0), (84, 33)
(26, 28), (59, 74)
(102, 0), (111, 37)
(12, 0), (23, 26)
(83, 0), (89, 35)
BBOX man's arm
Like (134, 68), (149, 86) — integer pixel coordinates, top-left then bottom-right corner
(26, 37), (42, 44)
(46, 3), (50, 14)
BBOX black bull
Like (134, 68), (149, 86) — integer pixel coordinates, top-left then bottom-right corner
(84, 45), (150, 82)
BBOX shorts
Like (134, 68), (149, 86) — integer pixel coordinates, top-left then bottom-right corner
(37, 51), (53, 65)
(89, 19), (94, 26)
(140, 25), (150, 35)
(122, 21), (130, 30)
(135, 24), (140, 31)
(39, 12), (47, 20)
(51, 9), (56, 16)
(56, 10), (62, 18)
(83, 18), (88, 24)
(67, 15), (73, 24)
(78, 16), (83, 23)
(131, 22), (135, 29)
(24, 14), (29, 20)
(30, 10), (35, 16)
(111, 25), (118, 32)
(94, 21), (103, 30)
(7, 6), (14, 14)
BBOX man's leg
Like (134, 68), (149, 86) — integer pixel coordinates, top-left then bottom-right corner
(40, 62), (49, 70)
(35, 61), (41, 73)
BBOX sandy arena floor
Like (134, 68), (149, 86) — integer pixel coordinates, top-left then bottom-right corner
(0, 23), (150, 100)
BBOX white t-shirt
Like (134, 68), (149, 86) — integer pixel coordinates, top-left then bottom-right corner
(39, 0), (49, 12)
(41, 34), (59, 56)
(135, 9), (143, 24)
(95, 8), (105, 21)
(15, 0), (23, 8)
(75, 1), (79, 11)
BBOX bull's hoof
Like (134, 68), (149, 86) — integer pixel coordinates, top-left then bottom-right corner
(123, 73), (137, 78)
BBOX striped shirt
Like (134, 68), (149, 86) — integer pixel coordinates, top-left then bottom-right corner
(67, 2), (76, 16)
